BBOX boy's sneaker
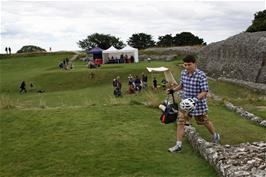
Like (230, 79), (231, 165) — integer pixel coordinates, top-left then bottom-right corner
(168, 145), (182, 153)
(212, 133), (220, 143)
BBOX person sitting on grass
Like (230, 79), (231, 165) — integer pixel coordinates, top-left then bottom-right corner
(134, 75), (142, 92)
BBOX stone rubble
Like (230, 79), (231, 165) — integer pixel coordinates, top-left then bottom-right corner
(185, 126), (266, 177)
(224, 102), (266, 128)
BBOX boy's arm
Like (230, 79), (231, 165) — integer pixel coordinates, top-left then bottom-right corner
(173, 84), (182, 92)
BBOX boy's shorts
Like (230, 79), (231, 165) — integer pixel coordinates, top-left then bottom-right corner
(178, 112), (209, 125)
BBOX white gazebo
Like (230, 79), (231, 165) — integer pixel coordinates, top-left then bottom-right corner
(102, 46), (120, 64)
(119, 45), (139, 63)
(102, 45), (139, 64)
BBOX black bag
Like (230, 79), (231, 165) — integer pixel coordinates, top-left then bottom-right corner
(160, 93), (178, 124)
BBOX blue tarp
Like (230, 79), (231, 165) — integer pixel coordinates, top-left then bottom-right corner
(87, 47), (103, 55)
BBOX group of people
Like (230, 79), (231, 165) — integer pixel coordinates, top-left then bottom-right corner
(112, 73), (148, 97)
(127, 73), (148, 94)
(112, 73), (170, 96)
(58, 58), (73, 70)
(5, 47), (11, 54)
(107, 54), (134, 64)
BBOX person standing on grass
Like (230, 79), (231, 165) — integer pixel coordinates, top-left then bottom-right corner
(19, 81), (27, 94)
(8, 47), (11, 54)
(113, 76), (122, 97)
(5, 47), (8, 54)
(167, 55), (220, 153)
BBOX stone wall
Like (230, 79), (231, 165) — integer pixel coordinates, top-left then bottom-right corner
(185, 126), (266, 177)
(197, 32), (266, 84)
(139, 46), (202, 61)
(207, 91), (266, 128)
(224, 101), (266, 128)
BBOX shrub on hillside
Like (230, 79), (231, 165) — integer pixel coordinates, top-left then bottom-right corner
(17, 45), (46, 53)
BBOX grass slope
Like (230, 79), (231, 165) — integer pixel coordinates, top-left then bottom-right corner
(0, 53), (265, 177)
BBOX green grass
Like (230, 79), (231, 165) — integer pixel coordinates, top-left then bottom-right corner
(209, 80), (266, 119)
(0, 53), (265, 176)
(0, 106), (218, 177)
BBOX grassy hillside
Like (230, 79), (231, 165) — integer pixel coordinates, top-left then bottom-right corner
(0, 53), (265, 177)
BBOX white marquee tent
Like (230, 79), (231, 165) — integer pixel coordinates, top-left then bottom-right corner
(102, 46), (120, 63)
(102, 45), (139, 64)
(119, 45), (139, 63)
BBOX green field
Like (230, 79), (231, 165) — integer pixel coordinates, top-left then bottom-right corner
(0, 53), (265, 177)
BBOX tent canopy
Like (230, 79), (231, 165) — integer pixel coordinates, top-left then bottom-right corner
(87, 47), (103, 55)
(102, 46), (119, 53)
(120, 45), (137, 52)
(146, 67), (178, 85)
(146, 67), (169, 72)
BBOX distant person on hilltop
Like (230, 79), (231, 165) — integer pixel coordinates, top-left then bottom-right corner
(19, 81), (27, 94)
(8, 47), (11, 54)
(5, 47), (8, 54)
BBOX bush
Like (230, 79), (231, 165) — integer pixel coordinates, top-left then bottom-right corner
(17, 45), (46, 53)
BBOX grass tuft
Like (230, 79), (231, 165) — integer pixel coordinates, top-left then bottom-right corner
(0, 95), (18, 109)
(145, 91), (161, 108)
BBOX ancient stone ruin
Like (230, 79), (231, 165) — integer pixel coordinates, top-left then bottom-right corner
(185, 126), (266, 177)
(197, 32), (266, 84)
(139, 46), (201, 61)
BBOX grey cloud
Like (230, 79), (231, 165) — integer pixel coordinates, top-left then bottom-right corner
(1, 1), (264, 53)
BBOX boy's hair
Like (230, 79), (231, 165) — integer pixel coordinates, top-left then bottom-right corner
(183, 55), (196, 63)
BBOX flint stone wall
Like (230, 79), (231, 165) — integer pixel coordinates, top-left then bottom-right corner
(139, 46), (202, 61)
(224, 102), (266, 128)
(197, 32), (266, 84)
(185, 126), (266, 177)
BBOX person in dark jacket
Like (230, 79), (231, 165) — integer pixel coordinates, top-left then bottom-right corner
(20, 81), (27, 93)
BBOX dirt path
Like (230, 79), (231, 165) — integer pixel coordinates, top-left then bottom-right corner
(69, 51), (80, 61)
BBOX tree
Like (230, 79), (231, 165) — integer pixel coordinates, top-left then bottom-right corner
(77, 33), (125, 50)
(127, 33), (155, 49)
(246, 10), (266, 32)
(157, 34), (174, 47)
(173, 32), (205, 46)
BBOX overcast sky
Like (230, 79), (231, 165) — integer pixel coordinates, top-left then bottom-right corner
(0, 0), (265, 53)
